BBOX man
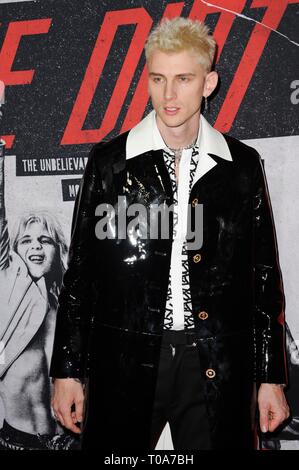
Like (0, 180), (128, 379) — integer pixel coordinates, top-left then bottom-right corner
(50, 17), (289, 449)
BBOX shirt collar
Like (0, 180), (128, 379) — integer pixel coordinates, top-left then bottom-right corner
(126, 110), (232, 162)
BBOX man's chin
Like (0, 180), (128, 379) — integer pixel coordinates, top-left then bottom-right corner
(27, 265), (45, 281)
(158, 115), (186, 129)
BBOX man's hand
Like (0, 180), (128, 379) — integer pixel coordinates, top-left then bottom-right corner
(258, 383), (290, 433)
(51, 378), (84, 434)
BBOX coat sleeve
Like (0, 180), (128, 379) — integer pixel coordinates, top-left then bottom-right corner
(50, 145), (102, 379)
(252, 155), (287, 385)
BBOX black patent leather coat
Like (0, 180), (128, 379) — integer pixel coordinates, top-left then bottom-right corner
(50, 131), (287, 449)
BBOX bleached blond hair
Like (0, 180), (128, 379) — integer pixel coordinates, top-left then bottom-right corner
(145, 17), (216, 72)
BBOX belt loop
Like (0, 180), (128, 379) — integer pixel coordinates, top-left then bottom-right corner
(170, 344), (176, 358)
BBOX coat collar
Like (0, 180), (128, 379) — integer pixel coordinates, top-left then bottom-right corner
(126, 110), (233, 162)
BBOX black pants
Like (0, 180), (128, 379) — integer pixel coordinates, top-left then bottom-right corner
(150, 330), (211, 450)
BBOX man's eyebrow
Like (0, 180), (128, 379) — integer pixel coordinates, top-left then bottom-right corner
(176, 73), (196, 77)
(149, 72), (196, 77)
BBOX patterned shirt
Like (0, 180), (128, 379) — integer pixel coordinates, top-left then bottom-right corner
(163, 145), (200, 330)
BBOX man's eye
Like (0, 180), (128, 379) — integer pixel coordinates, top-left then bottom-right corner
(153, 77), (163, 83)
(179, 76), (188, 82)
(40, 238), (53, 245)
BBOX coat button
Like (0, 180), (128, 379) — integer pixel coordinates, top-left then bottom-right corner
(192, 198), (199, 208)
(193, 253), (201, 263)
(206, 368), (216, 379)
(198, 311), (208, 320)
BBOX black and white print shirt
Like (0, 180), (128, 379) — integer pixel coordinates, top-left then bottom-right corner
(163, 145), (200, 330)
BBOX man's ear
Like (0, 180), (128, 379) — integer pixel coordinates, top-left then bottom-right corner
(203, 71), (218, 98)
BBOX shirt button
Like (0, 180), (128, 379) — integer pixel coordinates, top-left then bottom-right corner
(206, 368), (216, 379)
(198, 311), (208, 320)
(193, 253), (201, 263)
(192, 198), (199, 208)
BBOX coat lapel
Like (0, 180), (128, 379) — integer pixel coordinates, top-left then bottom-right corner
(151, 150), (173, 202)
(192, 115), (233, 186)
(126, 110), (233, 190)
(192, 152), (218, 186)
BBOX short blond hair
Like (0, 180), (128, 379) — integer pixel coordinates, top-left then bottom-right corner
(145, 17), (216, 72)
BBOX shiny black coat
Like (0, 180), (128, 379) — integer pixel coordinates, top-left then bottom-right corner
(50, 132), (287, 449)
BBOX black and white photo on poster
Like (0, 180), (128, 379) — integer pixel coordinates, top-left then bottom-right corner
(261, 322), (299, 450)
(0, 145), (79, 449)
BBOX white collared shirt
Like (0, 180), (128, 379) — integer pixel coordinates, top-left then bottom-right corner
(126, 110), (232, 330)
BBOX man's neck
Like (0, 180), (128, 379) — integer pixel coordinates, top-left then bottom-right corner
(156, 113), (200, 150)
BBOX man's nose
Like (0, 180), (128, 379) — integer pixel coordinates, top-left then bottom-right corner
(164, 80), (177, 101)
(30, 239), (42, 249)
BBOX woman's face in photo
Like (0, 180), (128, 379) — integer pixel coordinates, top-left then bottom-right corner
(16, 222), (56, 280)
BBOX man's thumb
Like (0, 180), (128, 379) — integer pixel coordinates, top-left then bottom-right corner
(259, 407), (269, 433)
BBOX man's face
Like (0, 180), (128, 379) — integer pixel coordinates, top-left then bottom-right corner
(147, 49), (217, 131)
(16, 222), (56, 280)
